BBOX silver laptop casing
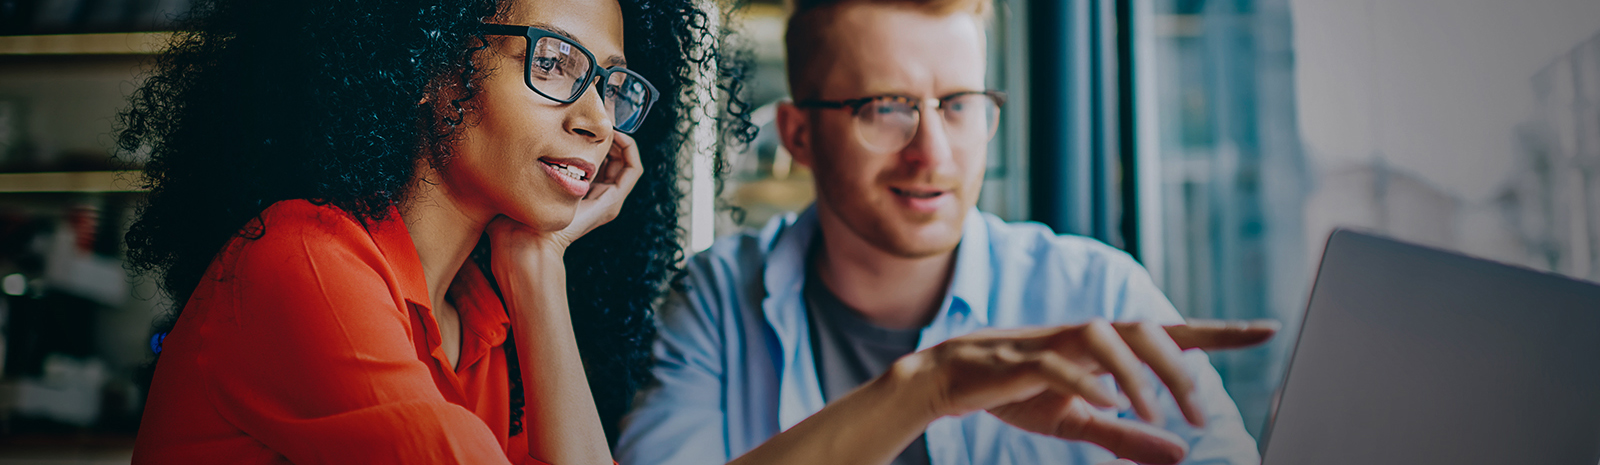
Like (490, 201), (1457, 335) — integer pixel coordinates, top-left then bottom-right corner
(1261, 230), (1600, 465)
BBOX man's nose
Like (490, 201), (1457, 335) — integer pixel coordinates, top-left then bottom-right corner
(899, 104), (956, 169)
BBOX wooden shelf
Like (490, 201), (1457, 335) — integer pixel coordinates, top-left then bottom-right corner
(0, 171), (145, 193)
(0, 32), (171, 55)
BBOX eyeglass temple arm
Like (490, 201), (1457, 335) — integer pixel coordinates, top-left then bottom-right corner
(793, 99), (850, 109)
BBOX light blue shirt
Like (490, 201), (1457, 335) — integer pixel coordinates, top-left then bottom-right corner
(616, 206), (1260, 465)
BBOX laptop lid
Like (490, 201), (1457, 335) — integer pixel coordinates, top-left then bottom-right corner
(1260, 229), (1600, 465)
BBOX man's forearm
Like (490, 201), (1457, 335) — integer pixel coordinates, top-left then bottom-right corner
(728, 359), (939, 465)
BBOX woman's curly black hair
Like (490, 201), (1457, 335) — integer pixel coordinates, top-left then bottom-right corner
(117, 0), (755, 442)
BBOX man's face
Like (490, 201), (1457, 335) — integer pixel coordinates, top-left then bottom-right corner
(779, 4), (989, 259)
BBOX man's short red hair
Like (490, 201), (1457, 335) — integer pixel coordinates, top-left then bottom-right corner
(783, 0), (992, 100)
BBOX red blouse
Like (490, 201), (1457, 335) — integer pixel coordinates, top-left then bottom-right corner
(133, 200), (545, 464)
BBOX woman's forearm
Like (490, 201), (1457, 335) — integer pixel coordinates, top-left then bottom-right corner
(728, 357), (942, 465)
(496, 248), (612, 465)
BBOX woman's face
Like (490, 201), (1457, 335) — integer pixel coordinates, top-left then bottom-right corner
(438, 0), (627, 232)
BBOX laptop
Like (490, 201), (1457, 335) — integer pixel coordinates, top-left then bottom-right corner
(1260, 229), (1600, 465)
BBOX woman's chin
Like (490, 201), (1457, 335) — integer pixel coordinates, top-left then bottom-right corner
(512, 205), (578, 234)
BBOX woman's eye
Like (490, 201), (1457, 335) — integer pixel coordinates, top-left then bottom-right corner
(532, 57), (563, 75)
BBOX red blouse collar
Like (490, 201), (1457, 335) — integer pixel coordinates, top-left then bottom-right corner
(365, 206), (510, 351)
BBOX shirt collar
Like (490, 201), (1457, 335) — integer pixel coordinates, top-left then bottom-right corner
(945, 208), (993, 327)
(450, 263), (512, 359)
(763, 204), (994, 329)
(760, 207), (819, 356)
(366, 205), (510, 366)
(366, 206), (432, 310)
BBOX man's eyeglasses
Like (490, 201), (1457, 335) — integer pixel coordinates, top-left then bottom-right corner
(480, 23), (660, 134)
(794, 91), (1006, 153)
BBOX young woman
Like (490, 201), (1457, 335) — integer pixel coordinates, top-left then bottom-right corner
(120, 0), (749, 462)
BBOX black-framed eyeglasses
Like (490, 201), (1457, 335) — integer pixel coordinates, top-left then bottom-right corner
(795, 90), (1007, 153)
(480, 23), (660, 134)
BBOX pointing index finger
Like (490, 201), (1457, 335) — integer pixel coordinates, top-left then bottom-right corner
(1165, 319), (1280, 351)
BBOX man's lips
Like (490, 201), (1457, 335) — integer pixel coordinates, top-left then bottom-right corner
(889, 186), (950, 199)
(889, 186), (955, 214)
(538, 157), (597, 182)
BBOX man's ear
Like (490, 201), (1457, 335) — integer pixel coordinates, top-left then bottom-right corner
(776, 101), (815, 169)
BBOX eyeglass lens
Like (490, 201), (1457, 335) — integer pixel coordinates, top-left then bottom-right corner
(530, 36), (591, 100)
(603, 70), (652, 133)
(853, 94), (1000, 153)
(529, 35), (653, 133)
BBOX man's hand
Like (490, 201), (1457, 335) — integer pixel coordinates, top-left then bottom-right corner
(890, 319), (1278, 465)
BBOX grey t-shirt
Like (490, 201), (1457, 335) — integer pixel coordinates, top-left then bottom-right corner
(804, 259), (930, 465)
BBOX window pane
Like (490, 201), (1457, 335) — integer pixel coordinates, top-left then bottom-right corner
(1141, 0), (1600, 439)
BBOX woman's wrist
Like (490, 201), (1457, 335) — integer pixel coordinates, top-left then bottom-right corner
(491, 240), (566, 277)
(489, 242), (570, 325)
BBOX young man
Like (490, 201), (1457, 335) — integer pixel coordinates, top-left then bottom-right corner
(615, 0), (1269, 464)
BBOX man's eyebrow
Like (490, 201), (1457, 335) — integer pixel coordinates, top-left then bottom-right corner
(530, 22), (627, 67)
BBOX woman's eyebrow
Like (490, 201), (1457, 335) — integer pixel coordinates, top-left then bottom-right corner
(531, 21), (627, 67)
(530, 22), (580, 43)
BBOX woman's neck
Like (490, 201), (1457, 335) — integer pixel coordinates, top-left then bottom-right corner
(399, 172), (491, 311)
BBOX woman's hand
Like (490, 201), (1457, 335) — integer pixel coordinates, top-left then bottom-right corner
(487, 133), (645, 260)
(559, 133), (645, 247)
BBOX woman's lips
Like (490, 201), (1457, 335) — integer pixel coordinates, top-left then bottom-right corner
(539, 157), (597, 198)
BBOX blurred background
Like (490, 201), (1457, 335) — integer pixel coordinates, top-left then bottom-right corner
(0, 0), (183, 462)
(0, 0), (1596, 462)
